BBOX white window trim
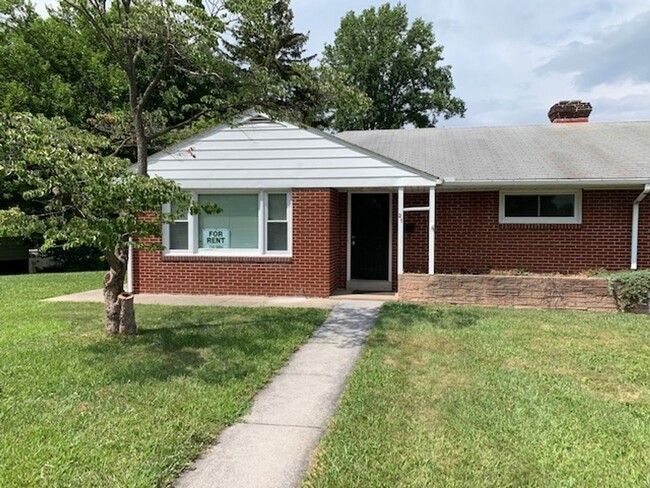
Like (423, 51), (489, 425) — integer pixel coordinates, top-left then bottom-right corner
(499, 190), (582, 224)
(264, 192), (293, 255)
(163, 190), (292, 257)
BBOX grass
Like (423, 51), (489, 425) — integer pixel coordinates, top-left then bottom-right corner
(0, 272), (327, 487)
(304, 302), (650, 487)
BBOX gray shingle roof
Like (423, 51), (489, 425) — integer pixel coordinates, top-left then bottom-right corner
(336, 121), (650, 184)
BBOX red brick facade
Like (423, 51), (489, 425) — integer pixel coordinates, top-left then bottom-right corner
(134, 188), (648, 298)
(133, 189), (344, 297)
(407, 189), (649, 273)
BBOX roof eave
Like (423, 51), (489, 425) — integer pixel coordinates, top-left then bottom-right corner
(440, 178), (650, 188)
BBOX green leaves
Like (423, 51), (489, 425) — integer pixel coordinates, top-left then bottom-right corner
(604, 270), (650, 312)
(322, 2), (466, 131)
(0, 112), (197, 255)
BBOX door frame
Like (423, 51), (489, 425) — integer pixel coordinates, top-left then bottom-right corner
(346, 191), (393, 285)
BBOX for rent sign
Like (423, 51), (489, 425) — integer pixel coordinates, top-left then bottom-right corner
(202, 228), (230, 248)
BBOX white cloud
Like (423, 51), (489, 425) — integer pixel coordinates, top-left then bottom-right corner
(30, 0), (650, 126)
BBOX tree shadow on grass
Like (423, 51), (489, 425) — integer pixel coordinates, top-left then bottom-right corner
(82, 307), (322, 387)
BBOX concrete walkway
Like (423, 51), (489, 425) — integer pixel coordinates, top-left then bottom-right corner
(45, 289), (396, 308)
(174, 300), (383, 488)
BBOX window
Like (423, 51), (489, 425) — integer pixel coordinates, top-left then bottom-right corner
(499, 191), (581, 224)
(199, 194), (259, 250)
(168, 203), (189, 250)
(267, 193), (288, 252)
(163, 191), (291, 256)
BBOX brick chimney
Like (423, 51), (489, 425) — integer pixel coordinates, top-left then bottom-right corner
(548, 100), (592, 123)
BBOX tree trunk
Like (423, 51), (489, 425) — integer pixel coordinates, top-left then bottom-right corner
(118, 293), (137, 334)
(103, 249), (138, 336)
(133, 108), (149, 177)
(104, 265), (125, 335)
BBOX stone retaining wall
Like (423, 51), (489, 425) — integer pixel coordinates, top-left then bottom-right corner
(399, 273), (618, 312)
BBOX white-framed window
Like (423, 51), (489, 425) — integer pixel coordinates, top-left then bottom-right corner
(163, 191), (292, 256)
(167, 202), (190, 251)
(499, 190), (582, 224)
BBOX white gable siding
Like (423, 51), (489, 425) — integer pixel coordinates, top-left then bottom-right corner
(148, 120), (435, 189)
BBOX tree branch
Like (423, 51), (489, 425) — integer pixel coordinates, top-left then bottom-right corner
(147, 109), (210, 140)
(61, 0), (126, 71)
(138, 30), (172, 110)
(110, 136), (133, 157)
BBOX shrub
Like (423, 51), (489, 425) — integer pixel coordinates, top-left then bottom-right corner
(602, 270), (650, 312)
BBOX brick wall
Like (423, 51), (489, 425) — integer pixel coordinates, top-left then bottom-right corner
(399, 273), (618, 311)
(408, 189), (649, 273)
(133, 189), (343, 297)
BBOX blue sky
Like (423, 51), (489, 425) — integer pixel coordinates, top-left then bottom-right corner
(34, 0), (650, 127)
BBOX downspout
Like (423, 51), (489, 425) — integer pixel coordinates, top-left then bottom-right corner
(631, 184), (650, 270)
(126, 241), (134, 294)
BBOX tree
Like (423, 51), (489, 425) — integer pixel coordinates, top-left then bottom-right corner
(322, 3), (466, 131)
(224, 0), (324, 124)
(225, 0), (314, 79)
(58, 0), (242, 175)
(0, 0), (123, 124)
(0, 112), (212, 335)
(223, 0), (370, 129)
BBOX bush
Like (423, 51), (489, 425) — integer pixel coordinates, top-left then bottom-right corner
(603, 270), (650, 312)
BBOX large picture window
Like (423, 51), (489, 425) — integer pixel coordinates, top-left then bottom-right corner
(499, 191), (581, 224)
(163, 191), (291, 256)
(199, 194), (259, 250)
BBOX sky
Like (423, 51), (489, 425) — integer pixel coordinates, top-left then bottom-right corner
(33, 0), (650, 128)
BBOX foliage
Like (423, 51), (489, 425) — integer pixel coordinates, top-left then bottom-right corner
(602, 270), (650, 311)
(223, 0), (367, 129)
(0, 271), (327, 486)
(39, 246), (107, 272)
(0, 112), (215, 333)
(225, 0), (315, 80)
(322, 2), (466, 131)
(305, 302), (650, 487)
(58, 0), (237, 174)
(53, 0), (335, 173)
(0, 0), (123, 124)
(0, 112), (194, 254)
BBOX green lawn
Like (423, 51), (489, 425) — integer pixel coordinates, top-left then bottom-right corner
(304, 302), (650, 488)
(0, 272), (327, 487)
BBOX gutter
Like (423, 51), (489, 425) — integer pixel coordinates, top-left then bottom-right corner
(631, 183), (650, 270)
(439, 178), (650, 188)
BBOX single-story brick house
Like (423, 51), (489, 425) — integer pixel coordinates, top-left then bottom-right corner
(131, 101), (650, 297)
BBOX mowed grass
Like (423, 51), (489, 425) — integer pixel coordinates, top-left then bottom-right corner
(0, 272), (327, 487)
(304, 302), (650, 487)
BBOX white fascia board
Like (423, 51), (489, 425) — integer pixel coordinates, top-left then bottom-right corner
(439, 178), (650, 189)
(172, 176), (436, 190)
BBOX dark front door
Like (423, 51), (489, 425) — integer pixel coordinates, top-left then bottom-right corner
(351, 193), (390, 280)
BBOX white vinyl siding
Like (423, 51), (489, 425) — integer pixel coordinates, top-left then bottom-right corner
(148, 120), (435, 189)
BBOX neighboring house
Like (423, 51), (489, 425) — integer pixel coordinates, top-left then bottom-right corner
(132, 101), (650, 297)
(0, 238), (29, 275)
